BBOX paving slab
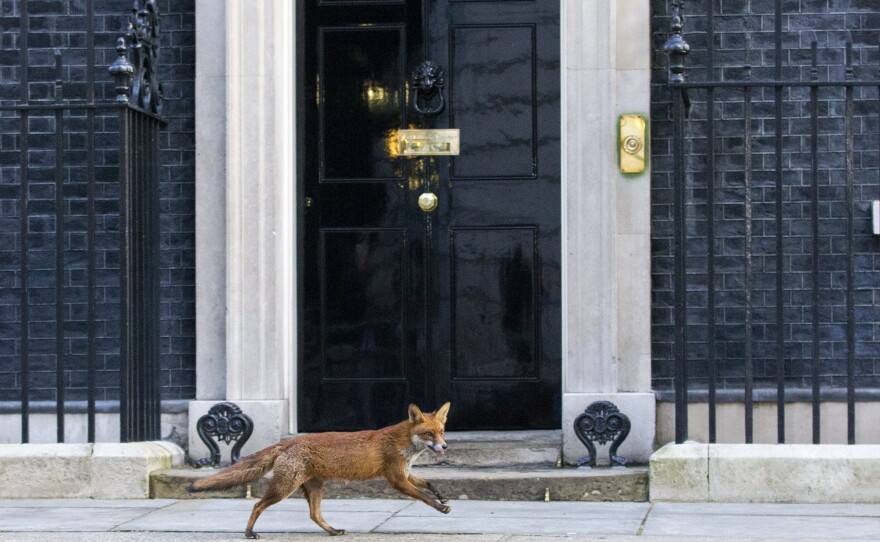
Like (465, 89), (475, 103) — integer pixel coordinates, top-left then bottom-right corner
(0, 499), (176, 509)
(376, 501), (647, 535)
(0, 535), (510, 542)
(0, 532), (874, 542)
(376, 515), (644, 536)
(652, 502), (880, 518)
(0, 506), (163, 532)
(643, 510), (880, 540)
(394, 499), (650, 520)
(0, 498), (879, 541)
(116, 507), (392, 534)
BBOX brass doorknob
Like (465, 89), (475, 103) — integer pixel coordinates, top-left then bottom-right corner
(418, 192), (438, 212)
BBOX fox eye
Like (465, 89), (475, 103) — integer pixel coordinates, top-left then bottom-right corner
(422, 432), (433, 438)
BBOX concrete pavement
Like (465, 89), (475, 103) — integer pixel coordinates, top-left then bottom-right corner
(0, 498), (878, 541)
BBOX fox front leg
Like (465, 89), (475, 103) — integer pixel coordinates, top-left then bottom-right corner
(390, 477), (451, 514)
(408, 474), (449, 504)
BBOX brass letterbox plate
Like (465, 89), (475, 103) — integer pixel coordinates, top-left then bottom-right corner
(397, 129), (460, 156)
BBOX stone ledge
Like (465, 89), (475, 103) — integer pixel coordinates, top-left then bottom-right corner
(650, 442), (880, 503)
(0, 442), (184, 499)
(152, 465), (649, 502)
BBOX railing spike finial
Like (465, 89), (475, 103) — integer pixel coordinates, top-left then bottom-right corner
(744, 33), (753, 79)
(663, 0), (690, 85)
(109, 37), (134, 103)
(845, 41), (854, 80)
(811, 41), (819, 81)
(118, 0), (162, 114)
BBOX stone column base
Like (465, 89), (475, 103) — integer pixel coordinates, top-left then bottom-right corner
(562, 392), (656, 466)
(187, 400), (289, 465)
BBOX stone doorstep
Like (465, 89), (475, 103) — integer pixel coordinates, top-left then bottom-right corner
(150, 465), (649, 502)
(402, 430), (564, 468)
(186, 430), (565, 474)
(649, 442), (880, 504)
(0, 442), (185, 499)
(164, 429), (650, 502)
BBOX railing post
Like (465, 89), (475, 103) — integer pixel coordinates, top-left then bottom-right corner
(18, 0), (30, 444)
(844, 42), (856, 445)
(111, 3), (163, 441)
(809, 41), (820, 445)
(53, 50), (66, 443)
(664, 0), (690, 444)
(743, 38), (754, 445)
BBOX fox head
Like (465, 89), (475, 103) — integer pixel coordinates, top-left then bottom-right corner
(408, 402), (450, 454)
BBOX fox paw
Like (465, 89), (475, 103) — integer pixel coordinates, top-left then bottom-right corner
(439, 498), (449, 504)
(244, 530), (261, 539)
(329, 528), (346, 536)
(438, 504), (451, 514)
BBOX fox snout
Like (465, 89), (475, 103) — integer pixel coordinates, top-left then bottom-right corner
(429, 440), (448, 454)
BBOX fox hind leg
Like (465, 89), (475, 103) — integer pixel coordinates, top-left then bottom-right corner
(303, 479), (345, 536)
(244, 468), (306, 539)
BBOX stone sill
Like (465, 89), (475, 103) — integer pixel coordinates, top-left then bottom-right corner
(650, 442), (880, 503)
(0, 400), (190, 414)
(0, 441), (185, 499)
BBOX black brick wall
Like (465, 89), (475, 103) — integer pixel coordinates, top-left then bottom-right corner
(651, 1), (880, 391)
(0, 0), (195, 402)
(5, 0), (876, 403)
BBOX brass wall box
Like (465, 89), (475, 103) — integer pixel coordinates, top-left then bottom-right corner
(618, 114), (647, 174)
(397, 129), (460, 156)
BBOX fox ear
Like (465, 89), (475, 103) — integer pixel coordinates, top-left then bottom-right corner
(408, 404), (425, 424)
(434, 402), (451, 424)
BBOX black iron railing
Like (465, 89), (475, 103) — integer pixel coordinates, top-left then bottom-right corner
(663, 0), (880, 445)
(117, 99), (164, 443)
(1, 0), (164, 443)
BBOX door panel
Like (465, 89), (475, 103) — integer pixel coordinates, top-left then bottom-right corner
(451, 227), (538, 380)
(319, 26), (406, 182)
(450, 25), (537, 179)
(300, 0), (559, 431)
(320, 229), (407, 380)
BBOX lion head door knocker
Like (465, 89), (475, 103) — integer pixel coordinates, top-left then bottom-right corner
(411, 61), (445, 116)
(573, 401), (631, 468)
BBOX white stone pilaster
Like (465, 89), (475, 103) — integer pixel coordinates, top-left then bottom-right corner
(193, 0), (296, 454)
(194, 0), (227, 400)
(226, 0), (296, 401)
(561, 0), (654, 463)
(224, 0), (295, 411)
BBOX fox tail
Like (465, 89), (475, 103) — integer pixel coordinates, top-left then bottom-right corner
(188, 442), (285, 492)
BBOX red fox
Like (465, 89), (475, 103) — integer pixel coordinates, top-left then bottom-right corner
(189, 402), (451, 538)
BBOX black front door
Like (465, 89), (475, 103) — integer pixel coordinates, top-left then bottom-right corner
(299, 0), (560, 431)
